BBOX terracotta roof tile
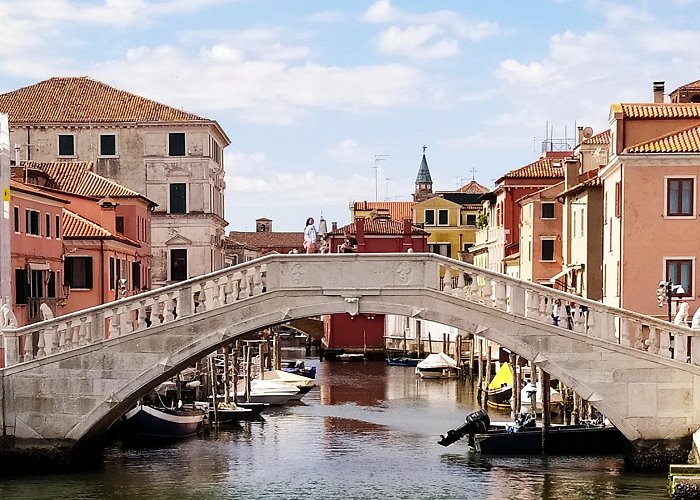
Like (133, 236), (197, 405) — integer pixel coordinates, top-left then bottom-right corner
(352, 201), (415, 221)
(625, 124), (700, 153)
(23, 161), (142, 198)
(614, 102), (700, 119)
(582, 130), (610, 145)
(456, 180), (489, 194)
(331, 219), (428, 235)
(227, 231), (304, 250)
(499, 157), (565, 180)
(62, 208), (139, 245)
(0, 76), (208, 123)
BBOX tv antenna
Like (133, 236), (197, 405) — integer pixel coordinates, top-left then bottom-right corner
(373, 154), (388, 202)
(385, 177), (391, 201)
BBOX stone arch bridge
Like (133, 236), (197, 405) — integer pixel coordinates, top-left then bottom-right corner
(2, 253), (700, 469)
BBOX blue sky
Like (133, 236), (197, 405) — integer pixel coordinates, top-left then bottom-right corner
(2, 0), (700, 231)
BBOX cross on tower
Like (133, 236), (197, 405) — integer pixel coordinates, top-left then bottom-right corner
(423, 145), (427, 154)
(469, 166), (477, 180)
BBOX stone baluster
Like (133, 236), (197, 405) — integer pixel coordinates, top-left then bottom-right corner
(509, 283), (525, 316)
(138, 300), (148, 330)
(72, 319), (82, 345)
(252, 266), (263, 295)
(239, 270), (249, 299)
(493, 280), (507, 310)
(456, 271), (467, 299)
(525, 290), (539, 319)
(659, 330), (672, 358)
(22, 331), (33, 362)
(647, 326), (659, 355)
(469, 274), (480, 303)
(36, 328), (46, 358)
(176, 286), (192, 318)
(690, 335), (700, 365)
(538, 294), (549, 323)
(106, 309), (117, 338)
(223, 278), (234, 304)
(618, 316), (630, 346)
(443, 267), (453, 295)
(164, 292), (176, 322)
(64, 320), (75, 350)
(675, 332), (688, 362)
(196, 285), (206, 313)
(231, 275), (241, 301)
(51, 323), (61, 354)
(260, 265), (268, 293)
(78, 316), (88, 346)
(483, 278), (494, 308)
(205, 282), (217, 311)
(631, 321), (644, 350)
(217, 277), (227, 305)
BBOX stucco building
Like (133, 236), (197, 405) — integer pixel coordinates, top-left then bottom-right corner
(0, 77), (230, 287)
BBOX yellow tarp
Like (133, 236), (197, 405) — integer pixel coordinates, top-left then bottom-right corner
(487, 362), (513, 391)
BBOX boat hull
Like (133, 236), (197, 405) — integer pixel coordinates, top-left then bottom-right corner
(122, 404), (204, 440)
(486, 386), (512, 409)
(473, 425), (626, 455)
(387, 357), (419, 367)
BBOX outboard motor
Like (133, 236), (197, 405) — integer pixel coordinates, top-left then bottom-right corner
(437, 410), (490, 446)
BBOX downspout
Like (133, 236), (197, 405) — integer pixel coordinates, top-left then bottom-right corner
(100, 240), (105, 305)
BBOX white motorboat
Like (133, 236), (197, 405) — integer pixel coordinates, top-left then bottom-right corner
(236, 379), (300, 405)
(415, 352), (459, 379)
(259, 369), (315, 396)
(519, 381), (563, 416)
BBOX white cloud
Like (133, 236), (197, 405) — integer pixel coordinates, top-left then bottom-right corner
(326, 139), (370, 164)
(306, 10), (349, 23)
(377, 25), (458, 59)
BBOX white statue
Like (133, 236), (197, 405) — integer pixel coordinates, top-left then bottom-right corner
(691, 306), (700, 329)
(40, 302), (54, 321)
(1, 304), (18, 328)
(674, 301), (689, 326)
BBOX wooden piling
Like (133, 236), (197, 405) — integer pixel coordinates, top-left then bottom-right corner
(509, 352), (517, 417)
(244, 343), (252, 403)
(466, 335), (474, 376)
(476, 337), (484, 406)
(427, 332), (433, 354)
(442, 333), (447, 356)
(514, 355), (522, 416)
(233, 341), (240, 404)
(541, 370), (551, 455)
(223, 345), (231, 405)
(208, 355), (218, 425)
(484, 340), (492, 400)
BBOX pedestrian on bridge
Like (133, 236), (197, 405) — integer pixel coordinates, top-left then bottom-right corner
(304, 217), (318, 253)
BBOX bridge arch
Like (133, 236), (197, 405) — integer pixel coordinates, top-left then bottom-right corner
(2, 254), (700, 468)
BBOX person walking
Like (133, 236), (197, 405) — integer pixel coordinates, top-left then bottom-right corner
(303, 217), (318, 253)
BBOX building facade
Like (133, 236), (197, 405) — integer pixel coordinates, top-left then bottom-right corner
(0, 77), (230, 288)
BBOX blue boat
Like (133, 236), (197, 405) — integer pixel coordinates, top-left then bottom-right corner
(386, 356), (419, 367)
(122, 403), (205, 440)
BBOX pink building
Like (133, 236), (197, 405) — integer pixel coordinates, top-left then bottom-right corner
(603, 83), (700, 317)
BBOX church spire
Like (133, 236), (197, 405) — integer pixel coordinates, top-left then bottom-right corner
(413, 145), (433, 202)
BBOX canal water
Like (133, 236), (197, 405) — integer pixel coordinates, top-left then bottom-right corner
(0, 356), (667, 499)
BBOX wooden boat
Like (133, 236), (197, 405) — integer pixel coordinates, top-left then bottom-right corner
(472, 424), (626, 455)
(415, 352), (458, 379)
(485, 362), (513, 409)
(195, 401), (265, 423)
(122, 403), (205, 440)
(282, 360), (316, 379)
(386, 356), (419, 367)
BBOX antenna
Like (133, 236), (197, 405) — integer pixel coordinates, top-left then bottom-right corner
(385, 177), (391, 201)
(373, 154), (388, 202)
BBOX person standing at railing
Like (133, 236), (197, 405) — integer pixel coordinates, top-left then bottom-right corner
(303, 217), (318, 253)
(551, 299), (562, 326)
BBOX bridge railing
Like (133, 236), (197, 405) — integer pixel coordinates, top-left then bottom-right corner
(434, 255), (700, 365)
(1, 259), (269, 367)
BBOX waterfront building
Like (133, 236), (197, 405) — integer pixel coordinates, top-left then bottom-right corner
(226, 218), (304, 264)
(602, 81), (700, 317)
(517, 181), (565, 286)
(351, 200), (415, 223)
(0, 77), (230, 287)
(470, 152), (567, 277)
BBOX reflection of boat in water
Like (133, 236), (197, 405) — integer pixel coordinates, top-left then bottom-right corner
(415, 352), (458, 379)
(122, 403), (205, 440)
(337, 353), (365, 362)
(485, 362), (513, 409)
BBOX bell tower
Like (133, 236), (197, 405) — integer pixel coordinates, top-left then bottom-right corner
(413, 145), (433, 202)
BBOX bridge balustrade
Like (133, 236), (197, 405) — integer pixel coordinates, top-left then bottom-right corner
(1, 254), (698, 368)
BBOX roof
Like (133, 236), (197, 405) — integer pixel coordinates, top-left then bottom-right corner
(611, 102), (700, 119)
(0, 77), (208, 124)
(415, 154), (432, 183)
(625, 123), (700, 153)
(62, 208), (139, 246)
(22, 161), (149, 200)
(9, 179), (69, 203)
(581, 130), (610, 145)
(438, 192), (483, 206)
(352, 201), (415, 221)
(227, 231), (303, 250)
(671, 78), (700, 95)
(498, 156), (565, 182)
(331, 218), (429, 236)
(456, 180), (489, 194)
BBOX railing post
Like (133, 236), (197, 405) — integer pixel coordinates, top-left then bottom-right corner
(178, 286), (193, 318)
(3, 329), (20, 367)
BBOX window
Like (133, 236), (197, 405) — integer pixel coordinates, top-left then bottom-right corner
(541, 239), (555, 261)
(438, 209), (449, 225)
(100, 134), (117, 156)
(428, 243), (451, 257)
(15, 268), (29, 305)
(170, 249), (188, 281)
(168, 133), (186, 156)
(666, 259), (693, 296)
(463, 243), (473, 252)
(614, 181), (622, 218)
(132, 261), (141, 290)
(13, 206), (19, 232)
(45, 213), (51, 237)
(466, 214), (476, 226)
(424, 209), (435, 225)
(109, 256), (115, 290)
(667, 178), (694, 216)
(58, 134), (75, 156)
(170, 183), (187, 214)
(65, 256), (93, 289)
(115, 216), (124, 234)
(25, 209), (40, 235)
(55, 214), (61, 239)
(541, 202), (555, 219)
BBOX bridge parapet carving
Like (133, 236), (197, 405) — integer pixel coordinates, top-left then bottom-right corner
(2, 254), (699, 368)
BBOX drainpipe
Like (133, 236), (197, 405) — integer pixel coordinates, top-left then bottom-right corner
(100, 240), (105, 305)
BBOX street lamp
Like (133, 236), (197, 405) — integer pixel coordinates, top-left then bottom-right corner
(657, 280), (685, 322)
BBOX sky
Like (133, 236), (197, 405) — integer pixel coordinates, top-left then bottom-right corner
(2, 0), (700, 231)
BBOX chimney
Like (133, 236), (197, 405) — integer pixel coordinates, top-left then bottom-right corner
(331, 222), (338, 232)
(653, 81), (665, 103)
